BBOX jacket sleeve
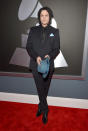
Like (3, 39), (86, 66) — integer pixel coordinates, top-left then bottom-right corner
(26, 28), (39, 61)
(48, 29), (60, 60)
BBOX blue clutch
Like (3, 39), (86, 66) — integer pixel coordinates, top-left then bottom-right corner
(37, 57), (50, 78)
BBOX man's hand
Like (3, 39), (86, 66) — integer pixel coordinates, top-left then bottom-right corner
(36, 56), (42, 65)
(44, 55), (50, 59)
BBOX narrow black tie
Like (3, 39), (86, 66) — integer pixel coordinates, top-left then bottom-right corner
(42, 28), (46, 42)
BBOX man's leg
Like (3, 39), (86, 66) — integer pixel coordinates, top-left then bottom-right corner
(43, 70), (54, 98)
(32, 70), (48, 113)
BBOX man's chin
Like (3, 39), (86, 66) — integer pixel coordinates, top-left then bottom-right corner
(42, 23), (48, 26)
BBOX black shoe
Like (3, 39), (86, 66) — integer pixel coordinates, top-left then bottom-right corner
(36, 108), (42, 117)
(42, 112), (48, 124)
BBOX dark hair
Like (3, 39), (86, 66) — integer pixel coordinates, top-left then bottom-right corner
(38, 7), (54, 25)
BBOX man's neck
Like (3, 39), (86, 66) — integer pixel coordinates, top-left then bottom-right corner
(42, 24), (48, 28)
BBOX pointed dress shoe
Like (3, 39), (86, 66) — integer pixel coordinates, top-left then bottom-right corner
(36, 108), (42, 117)
(42, 112), (48, 124)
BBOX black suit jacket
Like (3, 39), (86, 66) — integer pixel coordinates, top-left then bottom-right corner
(26, 24), (60, 71)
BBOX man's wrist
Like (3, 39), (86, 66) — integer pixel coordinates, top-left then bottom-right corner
(48, 55), (50, 60)
(46, 55), (50, 60)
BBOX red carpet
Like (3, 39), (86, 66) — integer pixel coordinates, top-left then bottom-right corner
(0, 101), (88, 131)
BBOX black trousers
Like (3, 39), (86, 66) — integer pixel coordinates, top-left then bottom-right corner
(32, 69), (54, 113)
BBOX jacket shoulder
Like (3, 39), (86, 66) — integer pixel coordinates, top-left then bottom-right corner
(49, 26), (59, 32)
(30, 26), (40, 31)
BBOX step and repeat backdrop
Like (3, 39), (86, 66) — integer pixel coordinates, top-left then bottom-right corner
(0, 0), (88, 79)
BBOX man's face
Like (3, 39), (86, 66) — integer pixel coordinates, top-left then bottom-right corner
(40, 10), (50, 27)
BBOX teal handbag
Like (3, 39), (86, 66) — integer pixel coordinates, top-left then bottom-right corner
(37, 57), (50, 78)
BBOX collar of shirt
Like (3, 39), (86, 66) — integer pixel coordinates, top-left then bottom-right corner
(39, 24), (50, 31)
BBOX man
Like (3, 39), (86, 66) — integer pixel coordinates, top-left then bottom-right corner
(26, 7), (60, 124)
